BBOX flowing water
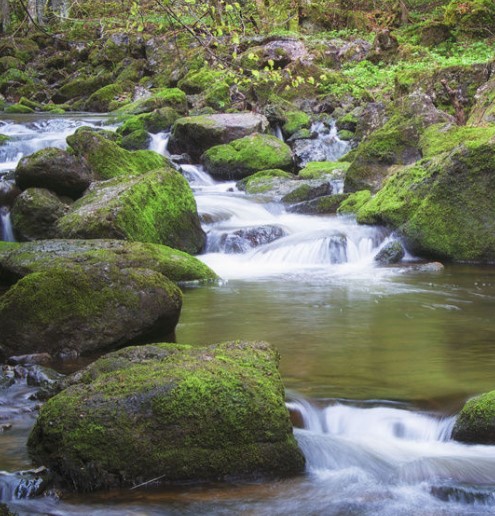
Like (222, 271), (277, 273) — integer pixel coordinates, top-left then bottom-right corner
(1, 116), (495, 514)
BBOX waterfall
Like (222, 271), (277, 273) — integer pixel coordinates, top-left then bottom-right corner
(0, 208), (15, 242)
(289, 397), (495, 491)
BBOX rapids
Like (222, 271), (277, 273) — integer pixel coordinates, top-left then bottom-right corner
(1, 115), (495, 515)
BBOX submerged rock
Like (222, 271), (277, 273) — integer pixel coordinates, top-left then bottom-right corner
(207, 225), (286, 254)
(56, 168), (206, 254)
(28, 340), (305, 490)
(202, 134), (293, 180)
(15, 147), (92, 199)
(452, 391), (495, 445)
(0, 264), (182, 360)
(168, 113), (269, 162)
(374, 240), (405, 265)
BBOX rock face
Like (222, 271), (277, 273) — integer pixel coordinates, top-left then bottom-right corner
(67, 128), (167, 180)
(0, 239), (217, 285)
(56, 168), (206, 254)
(168, 113), (269, 162)
(27, 340), (305, 490)
(0, 265), (182, 360)
(11, 188), (69, 241)
(357, 136), (495, 263)
(15, 148), (92, 198)
(452, 391), (495, 444)
(202, 134), (293, 180)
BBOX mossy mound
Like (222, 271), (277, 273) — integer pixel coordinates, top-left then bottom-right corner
(67, 128), (167, 180)
(356, 140), (495, 262)
(15, 147), (92, 198)
(444, 0), (495, 36)
(298, 161), (350, 180)
(0, 265), (182, 360)
(116, 88), (187, 115)
(0, 239), (217, 285)
(202, 134), (293, 180)
(53, 74), (113, 103)
(11, 188), (69, 241)
(337, 190), (372, 215)
(120, 129), (151, 151)
(169, 113), (269, 162)
(282, 111), (311, 137)
(4, 103), (34, 114)
(27, 340), (305, 490)
(56, 168), (206, 254)
(452, 391), (495, 444)
(84, 82), (134, 112)
(117, 108), (180, 136)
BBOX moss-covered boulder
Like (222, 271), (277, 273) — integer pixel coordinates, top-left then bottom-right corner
(282, 111), (311, 138)
(0, 239), (217, 285)
(67, 128), (167, 180)
(84, 82), (134, 112)
(53, 74), (113, 103)
(117, 108), (180, 136)
(11, 188), (69, 241)
(298, 161), (350, 180)
(452, 391), (495, 444)
(27, 340), (304, 490)
(468, 77), (495, 126)
(356, 139), (495, 262)
(0, 265), (182, 360)
(169, 113), (269, 162)
(116, 88), (187, 115)
(374, 240), (405, 265)
(120, 129), (151, 151)
(344, 93), (454, 193)
(444, 0), (495, 36)
(337, 190), (372, 215)
(15, 148), (92, 198)
(202, 134), (293, 180)
(57, 168), (206, 254)
(288, 193), (349, 215)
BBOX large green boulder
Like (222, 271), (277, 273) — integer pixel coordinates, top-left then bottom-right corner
(356, 138), (495, 262)
(56, 168), (206, 254)
(15, 147), (92, 199)
(169, 113), (269, 162)
(202, 134), (293, 180)
(452, 391), (495, 444)
(11, 188), (69, 241)
(0, 265), (182, 360)
(67, 128), (167, 180)
(115, 88), (187, 115)
(0, 239), (217, 285)
(27, 340), (305, 490)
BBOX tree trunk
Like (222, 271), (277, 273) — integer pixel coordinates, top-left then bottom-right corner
(0, 0), (9, 32)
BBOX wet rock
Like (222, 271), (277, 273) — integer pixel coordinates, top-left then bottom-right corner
(15, 148), (92, 199)
(208, 225), (286, 254)
(287, 194), (349, 215)
(28, 341), (305, 490)
(0, 264), (182, 360)
(411, 262), (444, 273)
(14, 467), (52, 499)
(56, 168), (206, 254)
(374, 241), (405, 265)
(7, 353), (53, 366)
(0, 239), (217, 285)
(26, 366), (64, 390)
(452, 390), (495, 445)
(337, 39), (371, 64)
(169, 113), (269, 162)
(202, 134), (293, 180)
(11, 188), (70, 241)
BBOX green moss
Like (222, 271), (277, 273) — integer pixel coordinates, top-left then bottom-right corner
(67, 128), (166, 179)
(28, 341), (304, 489)
(4, 103), (34, 114)
(116, 88), (187, 115)
(56, 74), (113, 102)
(458, 391), (495, 428)
(0, 134), (10, 145)
(121, 130), (151, 151)
(282, 111), (311, 137)
(337, 130), (354, 141)
(0, 68), (33, 92)
(444, 0), (495, 36)
(338, 190), (372, 214)
(202, 134), (293, 180)
(177, 67), (225, 94)
(85, 82), (133, 112)
(298, 161), (350, 179)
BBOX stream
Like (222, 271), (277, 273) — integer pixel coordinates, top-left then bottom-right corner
(1, 115), (495, 515)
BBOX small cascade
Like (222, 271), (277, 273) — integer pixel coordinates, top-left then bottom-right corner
(149, 131), (170, 156)
(294, 120), (350, 167)
(289, 396), (495, 497)
(0, 207), (15, 242)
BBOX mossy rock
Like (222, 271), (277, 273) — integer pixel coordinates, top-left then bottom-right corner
(0, 134), (11, 145)
(169, 113), (269, 162)
(85, 82), (134, 113)
(53, 74), (113, 103)
(236, 169), (294, 191)
(444, 0), (495, 36)
(282, 111), (311, 137)
(288, 193), (350, 215)
(177, 67), (225, 94)
(0, 239), (217, 287)
(356, 140), (495, 262)
(15, 147), (92, 198)
(116, 88), (187, 115)
(57, 168), (206, 254)
(27, 340), (305, 490)
(452, 391), (495, 444)
(338, 190), (372, 215)
(11, 188), (69, 241)
(0, 265), (182, 360)
(202, 134), (293, 180)
(4, 103), (34, 114)
(0, 56), (23, 73)
(120, 130), (151, 151)
(117, 111), (180, 138)
(67, 128), (167, 180)
(298, 161), (350, 180)
(468, 77), (495, 126)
